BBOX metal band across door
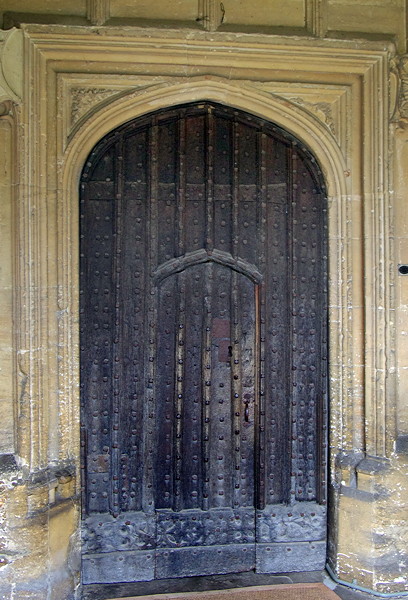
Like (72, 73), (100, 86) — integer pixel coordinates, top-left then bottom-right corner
(80, 102), (328, 584)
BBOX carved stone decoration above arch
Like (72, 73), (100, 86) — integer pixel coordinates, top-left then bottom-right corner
(61, 73), (350, 167)
(60, 74), (166, 143)
(248, 81), (350, 156)
(63, 74), (349, 199)
(70, 87), (122, 126)
(58, 74), (352, 175)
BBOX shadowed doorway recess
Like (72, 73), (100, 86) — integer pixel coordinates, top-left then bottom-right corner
(79, 102), (328, 584)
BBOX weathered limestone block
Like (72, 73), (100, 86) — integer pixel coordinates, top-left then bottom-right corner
(329, 454), (408, 594)
(0, 467), (80, 600)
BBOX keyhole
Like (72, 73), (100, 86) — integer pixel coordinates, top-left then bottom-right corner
(228, 345), (233, 357)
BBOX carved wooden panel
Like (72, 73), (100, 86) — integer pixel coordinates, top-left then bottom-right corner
(80, 102), (327, 582)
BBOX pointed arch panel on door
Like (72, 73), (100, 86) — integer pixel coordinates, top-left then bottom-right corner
(80, 102), (328, 583)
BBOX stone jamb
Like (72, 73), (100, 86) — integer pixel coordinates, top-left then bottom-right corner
(0, 100), (18, 459)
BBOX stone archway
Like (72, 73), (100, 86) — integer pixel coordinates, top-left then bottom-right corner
(7, 28), (394, 596)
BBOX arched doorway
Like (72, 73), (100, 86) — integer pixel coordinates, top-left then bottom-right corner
(79, 102), (328, 584)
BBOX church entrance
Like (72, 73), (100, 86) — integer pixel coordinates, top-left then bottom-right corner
(79, 102), (328, 584)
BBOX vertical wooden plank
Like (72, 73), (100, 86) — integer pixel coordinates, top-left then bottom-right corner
(237, 122), (258, 266)
(177, 115), (186, 257)
(214, 111), (232, 256)
(206, 106), (215, 252)
(236, 274), (256, 507)
(288, 143), (298, 504)
(255, 283), (265, 510)
(185, 111), (206, 253)
(80, 150), (115, 515)
(290, 153), (328, 503)
(318, 189), (329, 505)
(156, 276), (177, 509)
(173, 113), (187, 510)
(232, 119), (239, 260)
(182, 265), (204, 509)
(122, 128), (149, 512)
(174, 270), (186, 511)
(256, 131), (268, 510)
(232, 271), (242, 509)
(157, 117), (177, 264)
(209, 265), (233, 508)
(110, 138), (123, 517)
(263, 137), (291, 504)
(143, 121), (159, 514)
(201, 261), (213, 511)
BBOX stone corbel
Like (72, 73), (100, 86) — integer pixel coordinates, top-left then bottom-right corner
(355, 456), (390, 497)
(197, 0), (225, 32)
(26, 462), (77, 515)
(0, 29), (23, 104)
(87, 0), (110, 26)
(0, 100), (13, 118)
(305, 0), (328, 38)
(335, 450), (365, 489)
(335, 451), (390, 500)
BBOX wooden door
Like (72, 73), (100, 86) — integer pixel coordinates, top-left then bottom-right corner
(80, 103), (328, 584)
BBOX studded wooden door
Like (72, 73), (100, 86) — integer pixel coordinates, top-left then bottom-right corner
(80, 103), (328, 584)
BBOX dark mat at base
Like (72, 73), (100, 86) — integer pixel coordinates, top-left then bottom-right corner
(105, 584), (340, 600)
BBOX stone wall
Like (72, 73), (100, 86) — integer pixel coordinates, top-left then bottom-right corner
(0, 2), (408, 598)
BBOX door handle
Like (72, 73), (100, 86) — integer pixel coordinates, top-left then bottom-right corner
(243, 393), (252, 423)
